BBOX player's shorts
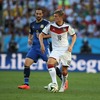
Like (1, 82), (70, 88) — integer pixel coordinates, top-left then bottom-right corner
(26, 46), (50, 62)
(49, 50), (71, 66)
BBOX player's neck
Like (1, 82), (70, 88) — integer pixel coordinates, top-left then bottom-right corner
(36, 18), (43, 23)
(56, 21), (64, 26)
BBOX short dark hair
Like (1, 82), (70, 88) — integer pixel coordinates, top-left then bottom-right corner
(35, 7), (44, 13)
(54, 9), (64, 16)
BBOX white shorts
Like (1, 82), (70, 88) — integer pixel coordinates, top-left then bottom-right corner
(49, 50), (71, 66)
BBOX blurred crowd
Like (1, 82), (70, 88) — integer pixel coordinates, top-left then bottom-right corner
(0, 0), (100, 52)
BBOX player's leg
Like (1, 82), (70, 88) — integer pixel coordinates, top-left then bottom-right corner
(47, 57), (58, 91)
(43, 58), (59, 90)
(49, 42), (62, 81)
(55, 63), (62, 80)
(41, 48), (61, 90)
(59, 66), (68, 92)
(44, 64), (62, 90)
(47, 58), (58, 84)
(43, 48), (62, 80)
(59, 51), (71, 92)
(18, 47), (38, 89)
(47, 50), (64, 91)
(18, 58), (34, 89)
(42, 55), (62, 81)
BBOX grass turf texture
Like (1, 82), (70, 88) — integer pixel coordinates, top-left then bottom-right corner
(0, 71), (100, 100)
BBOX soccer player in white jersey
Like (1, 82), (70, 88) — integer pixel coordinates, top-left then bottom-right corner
(39, 9), (77, 92)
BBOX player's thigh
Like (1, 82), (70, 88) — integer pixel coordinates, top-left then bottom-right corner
(61, 51), (71, 66)
(49, 50), (60, 64)
(26, 47), (38, 62)
(40, 48), (49, 62)
(25, 58), (34, 66)
(47, 57), (57, 65)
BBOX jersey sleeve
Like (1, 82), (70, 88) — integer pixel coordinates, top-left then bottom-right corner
(68, 25), (75, 35)
(42, 23), (50, 35)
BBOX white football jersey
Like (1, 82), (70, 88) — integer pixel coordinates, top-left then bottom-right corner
(42, 22), (75, 50)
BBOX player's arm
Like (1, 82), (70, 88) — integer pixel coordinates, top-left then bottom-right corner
(68, 25), (77, 52)
(39, 32), (46, 53)
(42, 22), (51, 39)
(43, 34), (51, 38)
(28, 33), (33, 45)
(39, 23), (50, 53)
(68, 34), (76, 52)
(28, 23), (34, 45)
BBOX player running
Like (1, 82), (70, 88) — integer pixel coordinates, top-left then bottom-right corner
(39, 9), (76, 92)
(18, 7), (62, 90)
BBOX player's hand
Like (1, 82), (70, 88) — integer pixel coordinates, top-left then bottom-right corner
(68, 45), (73, 52)
(40, 44), (45, 54)
(28, 39), (32, 45)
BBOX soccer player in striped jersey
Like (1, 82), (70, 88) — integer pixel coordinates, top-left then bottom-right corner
(18, 7), (62, 90)
(39, 9), (77, 92)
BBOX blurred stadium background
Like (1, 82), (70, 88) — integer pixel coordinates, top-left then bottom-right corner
(0, 0), (100, 72)
(0, 0), (100, 100)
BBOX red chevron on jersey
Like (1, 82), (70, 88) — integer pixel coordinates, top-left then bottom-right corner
(50, 25), (69, 34)
(42, 22), (75, 49)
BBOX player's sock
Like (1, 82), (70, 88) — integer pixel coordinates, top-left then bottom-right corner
(48, 64), (58, 85)
(24, 66), (30, 85)
(61, 74), (68, 87)
(65, 74), (68, 80)
(64, 74), (68, 90)
(59, 74), (68, 92)
(55, 67), (62, 80)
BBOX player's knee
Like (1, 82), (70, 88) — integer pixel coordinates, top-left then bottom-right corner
(24, 58), (34, 66)
(47, 61), (55, 69)
(47, 58), (57, 68)
(47, 64), (55, 69)
(24, 61), (30, 67)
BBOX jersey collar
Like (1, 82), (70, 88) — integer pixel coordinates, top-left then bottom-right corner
(36, 18), (43, 23)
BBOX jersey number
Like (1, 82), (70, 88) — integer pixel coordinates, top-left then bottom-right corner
(57, 35), (62, 41)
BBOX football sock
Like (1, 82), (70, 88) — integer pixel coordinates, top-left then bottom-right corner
(24, 78), (29, 85)
(55, 67), (62, 80)
(24, 66), (30, 85)
(48, 65), (58, 85)
(61, 74), (68, 87)
(65, 74), (68, 80)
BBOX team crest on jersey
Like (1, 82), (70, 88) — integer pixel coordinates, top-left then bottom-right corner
(40, 25), (44, 28)
(63, 28), (66, 32)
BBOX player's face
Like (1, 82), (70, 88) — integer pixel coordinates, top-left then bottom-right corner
(35, 10), (43, 21)
(54, 14), (63, 23)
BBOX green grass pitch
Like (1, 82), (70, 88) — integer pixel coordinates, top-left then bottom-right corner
(0, 71), (100, 100)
